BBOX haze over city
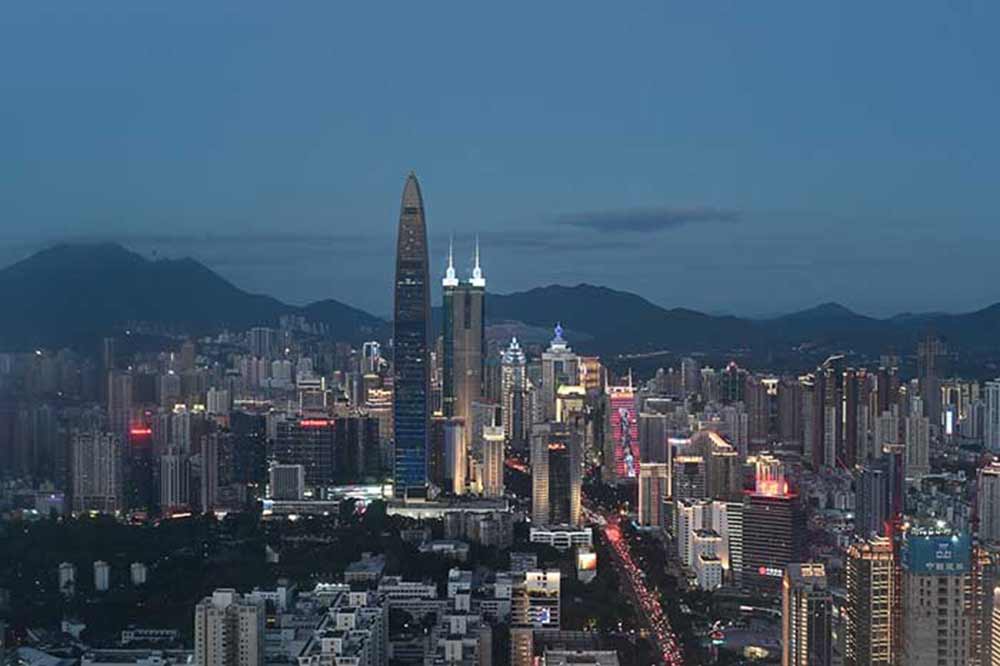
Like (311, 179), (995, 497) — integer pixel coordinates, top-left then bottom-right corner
(3, 2), (1000, 316)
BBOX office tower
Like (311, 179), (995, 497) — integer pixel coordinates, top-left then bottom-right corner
(482, 425), (505, 498)
(531, 423), (581, 527)
(160, 449), (189, 513)
(904, 408), (930, 479)
(540, 325), (579, 423)
(855, 462), (889, 539)
(194, 589), (265, 666)
(782, 563), (832, 666)
(638, 463), (668, 528)
(688, 430), (743, 500)
(638, 411), (670, 464)
(393, 172), (431, 497)
(720, 362), (747, 404)
(672, 455), (707, 501)
(901, 528), (972, 666)
(333, 415), (381, 481)
(268, 463), (305, 500)
(94, 561), (110, 592)
(501, 337), (530, 449)
(844, 537), (895, 666)
(987, 380), (1000, 453)
(273, 417), (335, 491)
(692, 529), (724, 590)
(605, 381), (639, 481)
(125, 425), (156, 513)
(917, 335), (947, 426)
(444, 417), (467, 495)
(980, 462), (1000, 544)
(441, 238), (486, 443)
(743, 458), (805, 590)
(72, 430), (122, 514)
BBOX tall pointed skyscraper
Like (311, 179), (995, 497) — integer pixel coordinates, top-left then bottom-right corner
(393, 172), (431, 497)
(442, 236), (486, 437)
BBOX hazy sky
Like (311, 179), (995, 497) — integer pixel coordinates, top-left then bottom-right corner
(2, 2), (999, 317)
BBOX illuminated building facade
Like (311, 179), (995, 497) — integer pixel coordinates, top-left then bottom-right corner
(540, 325), (578, 423)
(844, 537), (895, 666)
(742, 457), (805, 591)
(441, 237), (486, 448)
(531, 423), (581, 527)
(393, 172), (431, 496)
(606, 382), (639, 480)
(501, 337), (530, 449)
(782, 563), (832, 666)
(901, 528), (972, 666)
(638, 463), (668, 528)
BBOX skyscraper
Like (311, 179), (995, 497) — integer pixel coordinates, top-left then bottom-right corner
(742, 457), (806, 591)
(638, 463), (668, 528)
(393, 172), (431, 497)
(501, 338), (529, 449)
(844, 537), (896, 666)
(540, 325), (578, 423)
(782, 563), (832, 666)
(531, 423), (582, 527)
(917, 335), (947, 426)
(441, 237), (486, 445)
(980, 461), (1000, 544)
(986, 379), (1000, 453)
(900, 527), (973, 666)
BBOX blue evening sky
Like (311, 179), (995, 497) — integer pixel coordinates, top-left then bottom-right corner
(2, 2), (998, 317)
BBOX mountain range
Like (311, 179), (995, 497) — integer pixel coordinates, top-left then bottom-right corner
(2, 243), (1000, 357)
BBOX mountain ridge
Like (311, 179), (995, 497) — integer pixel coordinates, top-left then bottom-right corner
(3, 243), (1000, 355)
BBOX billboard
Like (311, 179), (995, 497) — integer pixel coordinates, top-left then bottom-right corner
(902, 532), (970, 576)
(609, 387), (639, 479)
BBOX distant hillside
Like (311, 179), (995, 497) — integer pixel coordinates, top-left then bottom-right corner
(3, 243), (1000, 356)
(0, 243), (382, 349)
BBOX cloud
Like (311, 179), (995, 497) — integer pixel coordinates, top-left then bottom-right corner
(557, 206), (741, 233)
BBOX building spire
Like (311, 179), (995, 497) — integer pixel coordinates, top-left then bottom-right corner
(443, 234), (458, 287)
(470, 234), (485, 288)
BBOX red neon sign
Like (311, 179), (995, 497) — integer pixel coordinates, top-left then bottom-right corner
(299, 419), (330, 428)
(130, 427), (152, 437)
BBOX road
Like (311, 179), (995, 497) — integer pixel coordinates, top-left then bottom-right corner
(602, 514), (684, 665)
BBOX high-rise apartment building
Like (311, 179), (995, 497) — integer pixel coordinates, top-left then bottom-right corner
(987, 380), (1000, 453)
(393, 172), (431, 497)
(980, 461), (1000, 544)
(481, 425), (505, 498)
(638, 463), (668, 529)
(193, 589), (265, 666)
(900, 528), (972, 666)
(844, 537), (895, 666)
(72, 430), (122, 514)
(782, 563), (832, 666)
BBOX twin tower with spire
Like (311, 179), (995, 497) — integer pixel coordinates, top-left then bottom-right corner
(442, 236), (485, 290)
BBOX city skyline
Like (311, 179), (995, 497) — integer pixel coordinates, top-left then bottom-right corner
(3, 3), (1000, 317)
